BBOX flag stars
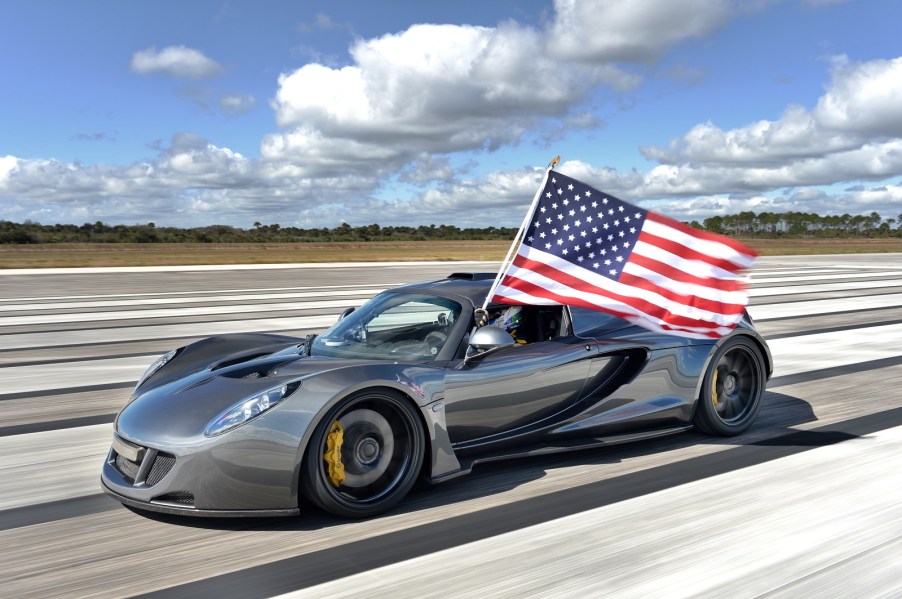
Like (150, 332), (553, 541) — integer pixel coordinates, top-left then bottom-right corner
(546, 217), (552, 224)
(574, 220), (582, 227)
(540, 206), (547, 213)
(568, 184), (574, 191)
(611, 243), (618, 251)
(614, 219), (620, 227)
(608, 209), (614, 215)
(563, 224), (570, 232)
(551, 228), (558, 235)
(585, 215), (592, 222)
(609, 269), (617, 276)
(574, 194), (580, 201)
(604, 259), (612, 266)
(557, 188), (563, 195)
(591, 201), (598, 208)
(577, 256), (584, 262)
(619, 231), (625, 238)
(568, 234), (575, 241)
(557, 214), (564, 221)
(569, 209), (576, 217)
(563, 199), (570, 206)
(585, 190), (592, 197)
(616, 256), (624, 263)
(579, 205), (587, 213)
(618, 206), (624, 212)
(593, 262), (600, 269)
(562, 248), (568, 255)
(580, 230), (587, 238)
(634, 212), (642, 219)
(630, 227), (636, 234)
(556, 239), (564, 246)
(588, 252), (595, 259)
(607, 234), (614, 241)
(545, 243), (552, 249)
(545, 192), (552, 198)
(539, 232), (546, 238)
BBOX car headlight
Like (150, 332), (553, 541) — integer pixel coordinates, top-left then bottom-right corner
(204, 381), (301, 437)
(135, 348), (180, 391)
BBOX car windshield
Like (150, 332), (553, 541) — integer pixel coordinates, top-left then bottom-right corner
(312, 292), (462, 361)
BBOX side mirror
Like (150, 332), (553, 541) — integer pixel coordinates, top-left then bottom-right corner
(337, 306), (356, 322)
(464, 326), (515, 363)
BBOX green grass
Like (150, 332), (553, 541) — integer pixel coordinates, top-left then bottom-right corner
(1, 238), (900, 269)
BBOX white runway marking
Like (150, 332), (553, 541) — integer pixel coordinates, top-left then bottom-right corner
(279, 425), (902, 599)
(751, 278), (902, 297)
(751, 270), (902, 284)
(0, 314), (337, 351)
(767, 323), (902, 379)
(0, 288), (385, 313)
(0, 423), (114, 510)
(750, 293), (902, 321)
(0, 298), (364, 327)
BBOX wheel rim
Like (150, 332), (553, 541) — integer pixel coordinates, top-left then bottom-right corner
(321, 396), (418, 506)
(711, 345), (761, 424)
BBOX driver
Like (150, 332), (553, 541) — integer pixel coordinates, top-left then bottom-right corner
(487, 305), (527, 345)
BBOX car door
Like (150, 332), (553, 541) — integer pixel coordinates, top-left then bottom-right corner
(442, 334), (596, 445)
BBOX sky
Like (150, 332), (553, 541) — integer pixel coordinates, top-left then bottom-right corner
(1, 0), (902, 229)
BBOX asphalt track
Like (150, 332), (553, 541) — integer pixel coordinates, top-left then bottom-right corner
(1, 255), (900, 598)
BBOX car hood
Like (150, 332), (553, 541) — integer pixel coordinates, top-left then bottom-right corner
(117, 333), (401, 447)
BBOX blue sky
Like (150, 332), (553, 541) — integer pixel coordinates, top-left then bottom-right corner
(2, 0), (901, 228)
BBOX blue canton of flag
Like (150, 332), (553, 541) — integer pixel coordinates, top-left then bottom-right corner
(523, 176), (647, 281)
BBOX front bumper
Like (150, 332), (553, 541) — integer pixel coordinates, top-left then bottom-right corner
(101, 425), (304, 517)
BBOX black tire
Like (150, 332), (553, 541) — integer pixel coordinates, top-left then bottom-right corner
(694, 336), (766, 436)
(301, 390), (425, 518)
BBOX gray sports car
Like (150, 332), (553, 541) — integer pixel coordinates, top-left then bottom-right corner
(101, 272), (771, 518)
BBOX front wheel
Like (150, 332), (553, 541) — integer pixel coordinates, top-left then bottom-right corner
(301, 390), (425, 518)
(694, 337), (766, 436)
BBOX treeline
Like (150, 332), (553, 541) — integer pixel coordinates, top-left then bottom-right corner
(0, 220), (520, 244)
(691, 211), (901, 238)
(2, 210), (901, 244)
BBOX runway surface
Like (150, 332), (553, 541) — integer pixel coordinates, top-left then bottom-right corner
(1, 255), (900, 598)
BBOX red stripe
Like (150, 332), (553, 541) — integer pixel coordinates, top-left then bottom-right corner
(638, 229), (748, 275)
(646, 212), (758, 259)
(502, 255), (734, 332)
(628, 252), (747, 294)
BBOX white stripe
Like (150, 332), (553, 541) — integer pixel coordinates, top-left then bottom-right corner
(751, 278), (902, 297)
(0, 298), (359, 327)
(751, 270), (902, 284)
(750, 292), (902, 321)
(642, 218), (756, 269)
(632, 239), (748, 283)
(0, 314), (337, 351)
(0, 288), (384, 313)
(0, 260), (496, 276)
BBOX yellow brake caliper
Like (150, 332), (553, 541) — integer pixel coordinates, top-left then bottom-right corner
(712, 369), (719, 406)
(324, 420), (345, 488)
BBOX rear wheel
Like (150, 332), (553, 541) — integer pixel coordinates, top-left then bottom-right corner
(302, 390), (425, 518)
(694, 337), (765, 436)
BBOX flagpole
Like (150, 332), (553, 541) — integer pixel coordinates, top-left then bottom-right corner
(479, 157), (559, 317)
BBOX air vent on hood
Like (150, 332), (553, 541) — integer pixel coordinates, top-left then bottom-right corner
(211, 353), (273, 371)
(447, 272), (495, 281)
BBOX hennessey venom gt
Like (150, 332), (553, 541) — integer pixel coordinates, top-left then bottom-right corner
(102, 272), (771, 518)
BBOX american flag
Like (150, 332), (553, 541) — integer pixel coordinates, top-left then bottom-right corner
(490, 170), (757, 339)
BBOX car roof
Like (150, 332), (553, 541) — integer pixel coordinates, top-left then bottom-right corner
(394, 272), (495, 306)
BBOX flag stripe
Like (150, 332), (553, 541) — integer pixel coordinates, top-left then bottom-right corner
(629, 244), (748, 291)
(509, 249), (742, 329)
(646, 212), (758, 266)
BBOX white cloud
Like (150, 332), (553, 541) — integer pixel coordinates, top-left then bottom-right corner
(546, 0), (730, 63)
(130, 45), (223, 79)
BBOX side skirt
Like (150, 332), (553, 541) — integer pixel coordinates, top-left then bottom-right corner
(429, 425), (693, 484)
